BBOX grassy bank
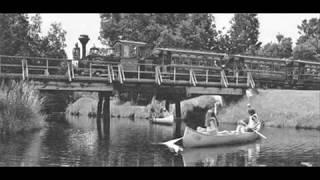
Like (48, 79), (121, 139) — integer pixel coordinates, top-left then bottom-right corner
(0, 81), (46, 135)
(217, 89), (320, 130)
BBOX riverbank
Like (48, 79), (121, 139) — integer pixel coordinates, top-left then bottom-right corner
(0, 81), (45, 135)
(66, 94), (223, 120)
(66, 95), (150, 119)
(217, 89), (320, 130)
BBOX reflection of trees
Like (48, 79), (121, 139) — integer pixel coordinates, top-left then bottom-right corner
(0, 131), (43, 166)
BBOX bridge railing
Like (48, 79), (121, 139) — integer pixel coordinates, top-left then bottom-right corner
(0, 55), (74, 80)
(114, 63), (250, 87)
(0, 55), (252, 88)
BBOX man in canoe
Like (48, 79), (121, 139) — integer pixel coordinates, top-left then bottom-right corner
(235, 104), (261, 133)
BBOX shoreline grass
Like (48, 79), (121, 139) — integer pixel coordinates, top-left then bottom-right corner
(0, 80), (46, 136)
(217, 89), (320, 130)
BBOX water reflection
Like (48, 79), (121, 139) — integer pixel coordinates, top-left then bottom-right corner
(0, 115), (319, 166)
(181, 142), (262, 166)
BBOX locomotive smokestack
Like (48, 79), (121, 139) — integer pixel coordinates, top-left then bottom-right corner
(78, 34), (90, 59)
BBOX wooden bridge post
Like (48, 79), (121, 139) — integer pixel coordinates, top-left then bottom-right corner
(102, 93), (110, 139)
(45, 59), (49, 76)
(22, 60), (25, 80)
(96, 92), (103, 138)
(174, 100), (182, 137)
(173, 66), (176, 82)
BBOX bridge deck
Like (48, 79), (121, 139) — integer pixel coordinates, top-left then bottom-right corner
(0, 55), (254, 96)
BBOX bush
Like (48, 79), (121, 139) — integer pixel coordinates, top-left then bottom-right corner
(0, 80), (46, 135)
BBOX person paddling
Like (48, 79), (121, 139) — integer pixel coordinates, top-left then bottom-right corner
(235, 104), (261, 133)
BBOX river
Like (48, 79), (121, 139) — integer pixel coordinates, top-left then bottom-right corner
(0, 115), (319, 166)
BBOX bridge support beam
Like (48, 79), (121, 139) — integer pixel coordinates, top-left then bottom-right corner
(97, 92), (111, 139)
(174, 100), (182, 137)
(96, 93), (103, 138)
(103, 94), (110, 139)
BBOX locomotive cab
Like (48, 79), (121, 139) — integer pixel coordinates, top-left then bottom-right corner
(112, 40), (153, 78)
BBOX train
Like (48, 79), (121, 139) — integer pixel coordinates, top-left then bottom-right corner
(77, 39), (320, 90)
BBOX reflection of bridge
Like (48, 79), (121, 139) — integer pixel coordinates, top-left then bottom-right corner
(0, 54), (255, 137)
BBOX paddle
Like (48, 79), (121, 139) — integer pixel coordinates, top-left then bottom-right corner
(246, 89), (267, 140)
(153, 137), (183, 153)
(250, 128), (267, 139)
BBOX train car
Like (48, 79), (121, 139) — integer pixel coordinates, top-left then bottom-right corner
(153, 48), (228, 82)
(294, 60), (320, 90)
(112, 40), (154, 78)
(233, 55), (291, 88)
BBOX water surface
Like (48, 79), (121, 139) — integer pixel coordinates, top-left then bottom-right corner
(0, 116), (319, 166)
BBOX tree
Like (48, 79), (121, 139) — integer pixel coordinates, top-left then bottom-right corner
(0, 14), (67, 58)
(293, 38), (319, 61)
(228, 13), (261, 54)
(276, 33), (284, 43)
(99, 13), (219, 50)
(41, 22), (67, 58)
(0, 14), (30, 56)
(279, 37), (293, 58)
(293, 17), (320, 61)
(257, 34), (292, 58)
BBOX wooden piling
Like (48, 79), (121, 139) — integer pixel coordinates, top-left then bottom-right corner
(174, 100), (182, 137)
(102, 94), (110, 138)
(96, 92), (103, 138)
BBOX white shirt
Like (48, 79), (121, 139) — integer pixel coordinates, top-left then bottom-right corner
(247, 114), (259, 129)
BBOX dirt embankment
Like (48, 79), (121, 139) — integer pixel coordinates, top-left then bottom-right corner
(66, 94), (223, 121)
(217, 89), (320, 130)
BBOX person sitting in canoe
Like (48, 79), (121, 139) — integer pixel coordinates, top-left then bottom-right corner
(235, 104), (261, 133)
(197, 106), (219, 135)
(159, 107), (170, 118)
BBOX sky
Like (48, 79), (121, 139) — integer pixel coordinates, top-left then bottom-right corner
(37, 13), (320, 58)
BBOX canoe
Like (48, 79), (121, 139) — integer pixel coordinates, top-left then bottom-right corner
(182, 126), (260, 148)
(150, 114), (174, 125)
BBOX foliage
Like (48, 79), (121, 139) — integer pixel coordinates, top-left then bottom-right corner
(0, 13), (67, 58)
(0, 80), (46, 135)
(100, 13), (218, 50)
(228, 13), (261, 54)
(293, 39), (319, 61)
(0, 14), (30, 56)
(293, 18), (320, 61)
(257, 34), (293, 58)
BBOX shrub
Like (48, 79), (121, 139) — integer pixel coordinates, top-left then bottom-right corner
(0, 80), (46, 135)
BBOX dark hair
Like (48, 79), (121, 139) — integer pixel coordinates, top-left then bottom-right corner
(248, 109), (255, 115)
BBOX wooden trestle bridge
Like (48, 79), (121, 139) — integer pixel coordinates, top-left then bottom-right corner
(0, 54), (255, 137)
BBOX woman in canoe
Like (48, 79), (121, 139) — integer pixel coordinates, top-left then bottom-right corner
(235, 104), (261, 133)
(197, 106), (219, 135)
